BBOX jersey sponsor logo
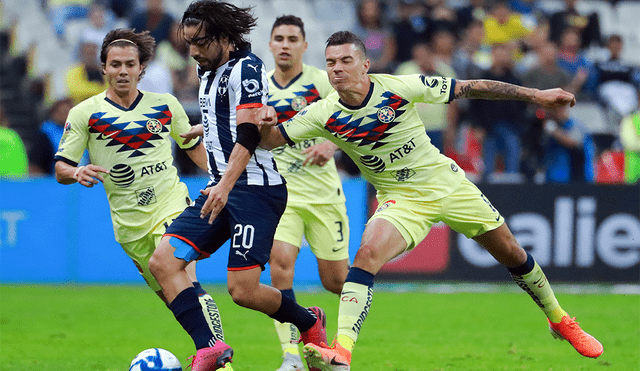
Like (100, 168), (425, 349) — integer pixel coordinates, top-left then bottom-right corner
(242, 79), (260, 94)
(360, 155), (386, 173)
(420, 75), (439, 88)
(439, 77), (450, 95)
(375, 199), (396, 213)
(64, 121), (71, 132)
(141, 161), (168, 177)
(88, 105), (172, 158)
(110, 163), (135, 187)
(146, 119), (163, 134)
(136, 186), (157, 206)
(326, 92), (408, 149)
(392, 167), (416, 182)
(389, 138), (417, 163)
(377, 106), (395, 123)
(287, 159), (303, 173)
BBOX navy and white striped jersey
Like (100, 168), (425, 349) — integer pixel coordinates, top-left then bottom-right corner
(198, 48), (284, 186)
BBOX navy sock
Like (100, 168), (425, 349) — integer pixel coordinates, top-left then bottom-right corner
(507, 252), (536, 276)
(192, 281), (206, 296)
(281, 288), (296, 302)
(269, 292), (316, 332)
(345, 267), (375, 287)
(169, 287), (215, 349)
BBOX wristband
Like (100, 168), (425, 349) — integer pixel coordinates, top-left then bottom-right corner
(73, 166), (85, 180)
(236, 122), (261, 154)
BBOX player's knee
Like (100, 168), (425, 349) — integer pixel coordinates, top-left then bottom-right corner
(227, 284), (252, 308)
(320, 277), (344, 295)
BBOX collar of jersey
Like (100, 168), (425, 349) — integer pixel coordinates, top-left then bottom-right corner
(338, 81), (374, 110)
(104, 91), (144, 111)
(270, 71), (303, 90)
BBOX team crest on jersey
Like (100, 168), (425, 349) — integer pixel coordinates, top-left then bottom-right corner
(377, 106), (395, 123)
(146, 119), (163, 134)
(218, 75), (229, 95)
(376, 199), (396, 213)
(291, 96), (307, 111)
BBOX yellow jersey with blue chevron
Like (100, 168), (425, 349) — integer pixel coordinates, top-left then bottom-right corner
(267, 64), (345, 204)
(279, 74), (465, 201)
(54, 91), (200, 243)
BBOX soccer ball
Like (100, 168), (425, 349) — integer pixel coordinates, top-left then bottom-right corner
(129, 348), (182, 371)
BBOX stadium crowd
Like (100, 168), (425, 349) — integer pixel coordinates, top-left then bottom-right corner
(0, 0), (639, 183)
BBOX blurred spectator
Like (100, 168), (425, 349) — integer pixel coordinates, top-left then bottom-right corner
(392, 0), (432, 63)
(456, 0), (489, 31)
(509, 0), (546, 28)
(395, 42), (458, 153)
(522, 41), (581, 95)
(431, 28), (456, 67)
(28, 97), (89, 175)
(47, 0), (91, 40)
(137, 47), (173, 94)
(541, 105), (595, 183)
(556, 27), (597, 101)
(451, 19), (490, 79)
(483, 0), (531, 47)
(155, 22), (199, 104)
(516, 22), (550, 74)
(0, 104), (28, 177)
(109, 0), (134, 20)
(66, 41), (108, 104)
(129, 0), (175, 45)
(549, 0), (601, 50)
(595, 34), (640, 130)
(619, 97), (640, 183)
(426, 0), (459, 35)
(74, 2), (116, 51)
(470, 43), (526, 182)
(352, 0), (397, 73)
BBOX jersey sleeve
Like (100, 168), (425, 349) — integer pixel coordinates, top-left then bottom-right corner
(277, 102), (327, 146)
(54, 104), (90, 166)
(165, 94), (199, 150)
(403, 74), (456, 104)
(233, 59), (268, 110)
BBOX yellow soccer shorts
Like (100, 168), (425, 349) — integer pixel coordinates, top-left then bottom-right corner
(119, 210), (182, 292)
(273, 201), (350, 261)
(370, 178), (504, 250)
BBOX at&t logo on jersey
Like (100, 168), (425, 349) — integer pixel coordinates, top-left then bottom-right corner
(360, 155), (386, 173)
(110, 164), (135, 187)
(377, 106), (395, 123)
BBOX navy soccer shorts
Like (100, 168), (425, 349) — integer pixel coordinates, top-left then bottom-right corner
(165, 184), (287, 271)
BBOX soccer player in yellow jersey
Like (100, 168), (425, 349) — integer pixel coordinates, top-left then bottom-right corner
(53, 29), (234, 369)
(267, 16), (350, 371)
(254, 31), (603, 370)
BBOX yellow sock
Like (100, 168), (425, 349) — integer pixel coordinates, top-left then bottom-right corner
(512, 261), (567, 323)
(336, 282), (372, 353)
(274, 320), (299, 355)
(336, 334), (355, 352)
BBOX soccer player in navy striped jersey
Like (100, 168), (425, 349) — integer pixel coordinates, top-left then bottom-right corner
(148, 2), (327, 371)
(255, 31), (604, 370)
(267, 15), (350, 371)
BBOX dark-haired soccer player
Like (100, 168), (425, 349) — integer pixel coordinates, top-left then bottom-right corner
(53, 27), (225, 334)
(147, 2), (326, 371)
(267, 15), (350, 371)
(255, 31), (604, 371)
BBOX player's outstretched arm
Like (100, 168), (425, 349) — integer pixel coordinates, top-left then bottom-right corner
(180, 124), (204, 145)
(302, 140), (339, 166)
(55, 161), (109, 188)
(454, 80), (576, 108)
(186, 142), (209, 172)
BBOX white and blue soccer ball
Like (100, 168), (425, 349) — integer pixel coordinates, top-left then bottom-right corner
(129, 348), (182, 371)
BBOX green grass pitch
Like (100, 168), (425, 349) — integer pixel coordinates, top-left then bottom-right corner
(1, 284), (638, 371)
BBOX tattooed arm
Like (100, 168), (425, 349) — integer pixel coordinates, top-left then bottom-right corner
(453, 79), (577, 109)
